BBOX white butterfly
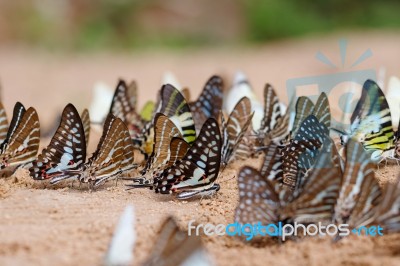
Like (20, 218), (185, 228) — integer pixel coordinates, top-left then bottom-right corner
(104, 205), (136, 266)
(386, 75), (400, 130)
(89, 81), (114, 124)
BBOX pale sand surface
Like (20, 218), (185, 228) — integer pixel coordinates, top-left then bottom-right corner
(0, 32), (400, 266)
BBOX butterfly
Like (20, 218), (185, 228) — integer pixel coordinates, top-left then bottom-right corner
(280, 137), (343, 224)
(30, 104), (87, 183)
(386, 76), (400, 131)
(235, 166), (280, 228)
(151, 118), (222, 200)
(140, 113), (188, 179)
(340, 80), (394, 160)
(259, 83), (283, 135)
(291, 92), (331, 137)
(30, 104), (134, 187)
(142, 216), (213, 266)
(372, 176), (400, 233)
(82, 113), (135, 187)
(281, 115), (330, 191)
(189, 75), (223, 132)
(0, 102), (9, 143)
(0, 102), (40, 170)
(334, 139), (382, 229)
(109, 79), (143, 136)
(221, 97), (254, 167)
(135, 84), (196, 157)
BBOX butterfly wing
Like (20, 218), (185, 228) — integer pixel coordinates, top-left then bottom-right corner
(189, 75), (223, 132)
(29, 104), (86, 183)
(142, 114), (184, 176)
(281, 138), (342, 223)
(313, 92), (331, 129)
(282, 115), (329, 191)
(0, 102), (8, 144)
(86, 114), (125, 184)
(166, 137), (190, 168)
(373, 177), (400, 233)
(81, 109), (90, 148)
(235, 166), (280, 225)
(334, 139), (382, 227)
(154, 118), (221, 194)
(0, 107), (40, 168)
(143, 217), (211, 266)
(221, 97), (254, 166)
(291, 96), (314, 137)
(259, 83), (282, 133)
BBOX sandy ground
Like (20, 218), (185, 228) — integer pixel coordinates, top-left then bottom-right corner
(0, 31), (400, 266)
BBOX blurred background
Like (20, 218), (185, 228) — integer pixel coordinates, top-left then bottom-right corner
(0, 0), (399, 133)
(1, 0), (400, 50)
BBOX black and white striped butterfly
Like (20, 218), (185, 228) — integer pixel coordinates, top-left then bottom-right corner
(109, 79), (143, 136)
(0, 102), (40, 170)
(151, 118), (222, 199)
(334, 139), (382, 229)
(221, 97), (254, 167)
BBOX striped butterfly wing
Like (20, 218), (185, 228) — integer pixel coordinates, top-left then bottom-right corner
(334, 139), (382, 227)
(137, 84), (196, 156)
(110, 80), (137, 121)
(143, 217), (210, 266)
(81, 109), (90, 148)
(282, 115), (329, 191)
(119, 120), (135, 173)
(110, 80), (142, 136)
(29, 104), (86, 183)
(235, 166), (280, 226)
(154, 118), (221, 195)
(85, 114), (125, 185)
(0, 102), (25, 151)
(260, 142), (283, 182)
(221, 97), (254, 166)
(159, 84), (196, 144)
(373, 177), (400, 233)
(291, 96), (314, 137)
(281, 137), (343, 223)
(0, 102), (8, 143)
(142, 114), (184, 176)
(166, 137), (190, 168)
(313, 92), (331, 129)
(189, 75), (223, 132)
(259, 83), (282, 133)
(350, 80), (394, 152)
(0, 106), (40, 168)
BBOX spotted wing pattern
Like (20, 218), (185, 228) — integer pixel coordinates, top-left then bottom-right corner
(235, 166), (280, 225)
(154, 118), (221, 195)
(282, 115), (329, 190)
(29, 104), (86, 183)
